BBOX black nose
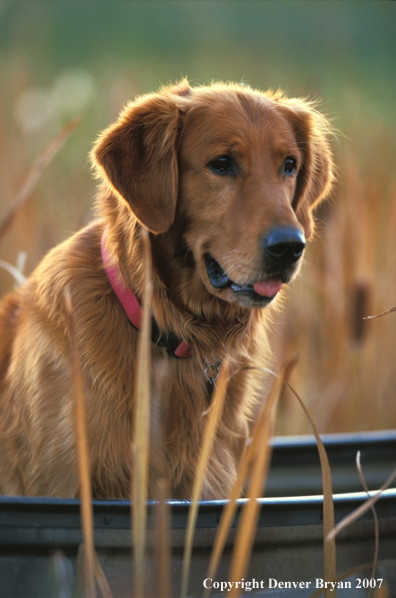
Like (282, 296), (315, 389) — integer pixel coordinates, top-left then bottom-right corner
(263, 226), (306, 266)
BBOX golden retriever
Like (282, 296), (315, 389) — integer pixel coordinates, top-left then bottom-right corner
(0, 80), (334, 499)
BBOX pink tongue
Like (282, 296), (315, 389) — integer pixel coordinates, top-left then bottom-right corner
(253, 278), (283, 298)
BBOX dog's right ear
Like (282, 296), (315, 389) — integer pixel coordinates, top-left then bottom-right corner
(276, 98), (335, 240)
(92, 84), (190, 234)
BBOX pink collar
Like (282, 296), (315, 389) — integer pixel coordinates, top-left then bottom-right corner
(101, 231), (193, 358)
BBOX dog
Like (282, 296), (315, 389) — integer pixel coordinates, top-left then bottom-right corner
(0, 80), (334, 499)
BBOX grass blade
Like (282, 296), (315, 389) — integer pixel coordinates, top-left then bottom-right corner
(227, 370), (284, 598)
(155, 478), (171, 598)
(131, 227), (153, 598)
(0, 258), (27, 286)
(364, 306), (396, 320)
(356, 451), (379, 598)
(203, 438), (255, 598)
(180, 358), (231, 598)
(0, 117), (81, 244)
(327, 465), (396, 543)
(204, 362), (295, 597)
(64, 289), (95, 598)
(284, 380), (337, 597)
(94, 552), (113, 598)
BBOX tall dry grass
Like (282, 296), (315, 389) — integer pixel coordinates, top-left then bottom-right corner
(1, 98), (396, 436)
(62, 265), (393, 598)
(131, 228), (153, 598)
(1, 76), (396, 597)
(272, 123), (396, 436)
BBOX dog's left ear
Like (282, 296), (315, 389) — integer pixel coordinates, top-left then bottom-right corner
(278, 101), (335, 239)
(92, 83), (190, 234)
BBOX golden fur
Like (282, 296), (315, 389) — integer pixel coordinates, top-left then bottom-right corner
(0, 80), (334, 499)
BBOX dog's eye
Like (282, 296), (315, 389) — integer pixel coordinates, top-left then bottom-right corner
(208, 155), (236, 176)
(282, 156), (297, 176)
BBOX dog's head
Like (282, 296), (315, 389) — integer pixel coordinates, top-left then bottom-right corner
(93, 80), (334, 310)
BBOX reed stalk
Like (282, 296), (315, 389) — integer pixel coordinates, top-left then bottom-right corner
(155, 478), (171, 598)
(227, 370), (284, 598)
(284, 380), (337, 598)
(356, 451), (379, 598)
(131, 228), (153, 598)
(327, 465), (396, 543)
(0, 117), (81, 245)
(204, 362), (295, 596)
(180, 358), (231, 598)
(64, 289), (96, 598)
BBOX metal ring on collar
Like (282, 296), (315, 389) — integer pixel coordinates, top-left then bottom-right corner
(204, 360), (220, 383)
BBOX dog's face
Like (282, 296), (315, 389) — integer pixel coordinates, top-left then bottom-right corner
(178, 95), (308, 308)
(93, 81), (334, 310)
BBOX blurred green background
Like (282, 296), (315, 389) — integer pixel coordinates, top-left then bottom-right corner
(0, 0), (395, 435)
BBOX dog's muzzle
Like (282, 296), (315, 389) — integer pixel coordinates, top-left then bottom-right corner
(204, 226), (306, 305)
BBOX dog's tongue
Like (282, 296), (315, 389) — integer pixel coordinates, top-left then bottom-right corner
(253, 278), (283, 298)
